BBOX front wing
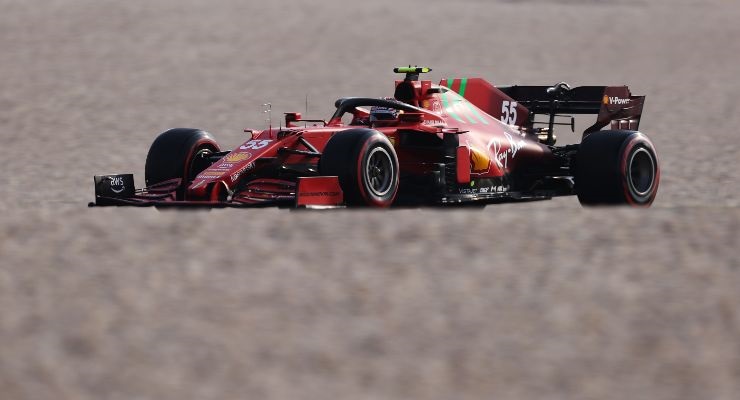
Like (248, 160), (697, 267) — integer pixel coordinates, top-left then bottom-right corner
(90, 175), (344, 208)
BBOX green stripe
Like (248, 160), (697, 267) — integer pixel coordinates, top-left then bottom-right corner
(447, 86), (476, 124)
(461, 101), (478, 124)
(456, 78), (488, 125)
(442, 90), (464, 123)
(466, 103), (489, 125)
(459, 78), (468, 97)
(442, 79), (463, 122)
(456, 78), (483, 124)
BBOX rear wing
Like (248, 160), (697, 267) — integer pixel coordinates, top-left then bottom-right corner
(497, 84), (645, 136)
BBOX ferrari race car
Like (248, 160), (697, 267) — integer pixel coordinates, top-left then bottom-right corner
(91, 67), (659, 208)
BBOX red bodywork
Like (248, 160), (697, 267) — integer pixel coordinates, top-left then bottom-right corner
(93, 71), (645, 208)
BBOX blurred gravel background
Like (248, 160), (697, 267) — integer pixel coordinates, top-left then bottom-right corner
(1, 0), (739, 399)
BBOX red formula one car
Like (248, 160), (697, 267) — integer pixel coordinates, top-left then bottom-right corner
(91, 67), (659, 208)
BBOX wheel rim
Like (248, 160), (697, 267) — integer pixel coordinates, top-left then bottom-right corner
(364, 146), (394, 197)
(627, 147), (655, 197)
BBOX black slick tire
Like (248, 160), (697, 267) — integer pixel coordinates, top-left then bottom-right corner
(575, 130), (660, 206)
(319, 128), (399, 207)
(145, 128), (220, 198)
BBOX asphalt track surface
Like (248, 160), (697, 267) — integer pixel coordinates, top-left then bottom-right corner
(1, 1), (739, 399)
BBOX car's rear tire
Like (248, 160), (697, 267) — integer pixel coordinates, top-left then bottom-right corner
(575, 130), (659, 206)
(319, 128), (399, 207)
(145, 128), (220, 198)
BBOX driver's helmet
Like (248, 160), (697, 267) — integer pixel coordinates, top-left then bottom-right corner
(369, 105), (399, 124)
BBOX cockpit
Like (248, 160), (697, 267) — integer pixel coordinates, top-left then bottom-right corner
(288, 67), (445, 129)
(328, 97), (431, 127)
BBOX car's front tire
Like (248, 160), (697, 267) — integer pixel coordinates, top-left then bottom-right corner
(575, 130), (659, 206)
(319, 128), (399, 207)
(145, 128), (220, 199)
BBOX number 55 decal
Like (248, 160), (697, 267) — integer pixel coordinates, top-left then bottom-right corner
(501, 101), (518, 125)
(240, 139), (273, 150)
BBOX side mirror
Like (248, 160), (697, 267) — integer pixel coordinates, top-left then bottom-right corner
(285, 112), (302, 127)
